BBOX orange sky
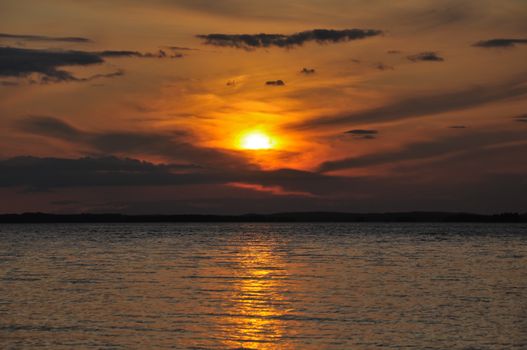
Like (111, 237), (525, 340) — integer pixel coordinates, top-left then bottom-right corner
(1, 0), (527, 213)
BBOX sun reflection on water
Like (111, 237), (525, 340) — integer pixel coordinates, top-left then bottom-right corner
(220, 240), (292, 350)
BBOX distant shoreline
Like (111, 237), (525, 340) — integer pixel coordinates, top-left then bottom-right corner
(0, 212), (526, 223)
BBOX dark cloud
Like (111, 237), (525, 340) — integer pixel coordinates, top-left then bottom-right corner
(318, 128), (527, 173)
(356, 135), (376, 140)
(473, 38), (527, 48)
(345, 129), (378, 135)
(0, 156), (212, 191)
(0, 32), (91, 43)
(97, 50), (143, 58)
(84, 70), (125, 81)
(387, 50), (401, 54)
(17, 116), (83, 141)
(300, 68), (316, 74)
(142, 50), (181, 58)
(2, 154), (526, 214)
(166, 46), (198, 51)
(266, 80), (285, 86)
(238, 168), (357, 196)
(0, 46), (180, 83)
(98, 50), (182, 59)
(291, 76), (527, 130)
(407, 52), (444, 62)
(449, 125), (467, 129)
(16, 116), (249, 170)
(36, 70), (125, 84)
(515, 115), (527, 123)
(197, 29), (382, 49)
(0, 154), (358, 196)
(345, 129), (378, 140)
(0, 47), (103, 81)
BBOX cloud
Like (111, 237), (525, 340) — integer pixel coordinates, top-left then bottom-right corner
(85, 70), (125, 81)
(2, 153), (526, 213)
(300, 68), (316, 74)
(473, 38), (527, 48)
(143, 50), (182, 58)
(98, 50), (182, 58)
(238, 168), (353, 195)
(449, 125), (467, 129)
(407, 51), (444, 62)
(355, 135), (376, 140)
(11, 116), (371, 195)
(227, 182), (315, 197)
(292, 75), (527, 130)
(0, 32), (91, 43)
(97, 50), (144, 57)
(515, 114), (527, 123)
(266, 80), (285, 86)
(345, 129), (378, 140)
(318, 128), (527, 173)
(166, 46), (198, 51)
(0, 156), (213, 191)
(17, 116), (83, 141)
(15, 116), (249, 169)
(0, 154), (359, 196)
(0, 47), (103, 81)
(0, 46), (180, 83)
(197, 28), (382, 49)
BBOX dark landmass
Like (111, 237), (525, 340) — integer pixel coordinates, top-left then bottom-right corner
(0, 212), (526, 223)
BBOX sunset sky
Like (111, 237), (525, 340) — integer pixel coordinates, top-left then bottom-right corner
(1, 0), (526, 214)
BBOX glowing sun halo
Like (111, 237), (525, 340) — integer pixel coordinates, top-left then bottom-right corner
(240, 131), (273, 150)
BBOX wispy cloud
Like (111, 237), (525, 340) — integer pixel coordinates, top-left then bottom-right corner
(0, 32), (91, 43)
(292, 76), (527, 130)
(407, 51), (444, 62)
(514, 114), (527, 123)
(318, 129), (527, 173)
(345, 129), (378, 140)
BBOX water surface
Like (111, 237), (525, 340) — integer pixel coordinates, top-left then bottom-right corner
(1, 223), (526, 349)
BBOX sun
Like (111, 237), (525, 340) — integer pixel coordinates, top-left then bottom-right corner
(240, 131), (273, 150)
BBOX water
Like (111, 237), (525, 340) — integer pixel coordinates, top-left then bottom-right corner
(1, 223), (526, 349)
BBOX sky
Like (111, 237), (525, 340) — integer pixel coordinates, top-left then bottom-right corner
(1, 0), (526, 214)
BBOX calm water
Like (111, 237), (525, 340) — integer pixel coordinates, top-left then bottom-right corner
(0, 223), (526, 349)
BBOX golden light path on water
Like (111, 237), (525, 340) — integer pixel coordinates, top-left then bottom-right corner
(219, 238), (290, 349)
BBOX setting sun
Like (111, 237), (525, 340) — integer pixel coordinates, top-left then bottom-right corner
(240, 131), (273, 150)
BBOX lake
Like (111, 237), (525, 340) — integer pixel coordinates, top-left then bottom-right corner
(1, 223), (526, 349)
